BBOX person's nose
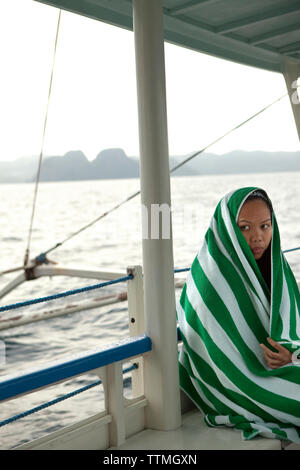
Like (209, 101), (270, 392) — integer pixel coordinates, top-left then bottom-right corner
(251, 227), (263, 243)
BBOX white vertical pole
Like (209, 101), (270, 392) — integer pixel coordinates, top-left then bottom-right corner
(283, 59), (300, 141)
(127, 265), (145, 397)
(132, 0), (181, 430)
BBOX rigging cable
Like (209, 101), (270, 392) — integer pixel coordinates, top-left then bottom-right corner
(1, 80), (298, 276)
(23, 10), (62, 267)
(40, 90), (289, 257)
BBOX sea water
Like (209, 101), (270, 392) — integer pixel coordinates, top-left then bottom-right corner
(0, 172), (300, 449)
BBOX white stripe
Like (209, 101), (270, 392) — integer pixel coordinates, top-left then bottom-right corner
(294, 285), (300, 338)
(281, 426), (300, 444)
(280, 265), (292, 341)
(282, 257), (300, 340)
(287, 258), (300, 339)
(214, 416), (234, 426)
(249, 423), (281, 440)
(295, 294), (300, 339)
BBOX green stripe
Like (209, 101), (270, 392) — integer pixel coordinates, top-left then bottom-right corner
(204, 415), (218, 427)
(270, 219), (284, 339)
(227, 187), (258, 219)
(242, 427), (261, 440)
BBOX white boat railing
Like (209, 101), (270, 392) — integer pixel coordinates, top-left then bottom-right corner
(0, 335), (152, 450)
(0, 265), (154, 449)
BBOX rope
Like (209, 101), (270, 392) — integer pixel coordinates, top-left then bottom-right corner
(0, 363), (137, 428)
(173, 247), (300, 274)
(41, 190), (141, 257)
(24, 10), (62, 267)
(282, 246), (300, 254)
(174, 247), (300, 272)
(0, 274), (133, 313)
(169, 93), (288, 174)
(40, 91), (290, 257)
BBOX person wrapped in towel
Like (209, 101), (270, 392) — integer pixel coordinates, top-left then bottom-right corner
(177, 187), (300, 443)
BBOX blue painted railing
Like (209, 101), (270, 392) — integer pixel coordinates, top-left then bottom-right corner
(0, 334), (152, 402)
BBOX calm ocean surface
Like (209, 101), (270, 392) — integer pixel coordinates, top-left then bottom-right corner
(1, 172), (300, 449)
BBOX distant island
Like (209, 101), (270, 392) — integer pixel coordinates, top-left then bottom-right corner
(0, 148), (299, 183)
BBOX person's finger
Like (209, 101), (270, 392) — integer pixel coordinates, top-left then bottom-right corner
(260, 344), (280, 359)
(267, 337), (285, 352)
(266, 358), (284, 369)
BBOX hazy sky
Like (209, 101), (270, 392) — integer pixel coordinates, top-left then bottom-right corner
(0, 0), (299, 163)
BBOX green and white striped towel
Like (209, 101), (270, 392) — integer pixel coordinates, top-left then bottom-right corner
(178, 187), (300, 443)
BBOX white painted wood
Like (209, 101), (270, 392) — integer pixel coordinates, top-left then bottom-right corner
(16, 411), (112, 450)
(12, 364), (148, 450)
(127, 265), (145, 397)
(133, 0), (181, 432)
(283, 59), (300, 141)
(124, 396), (148, 438)
(34, 264), (125, 280)
(0, 272), (27, 300)
(0, 265), (124, 302)
(127, 266), (145, 336)
(106, 362), (126, 447)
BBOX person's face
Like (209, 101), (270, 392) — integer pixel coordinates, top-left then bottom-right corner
(237, 199), (272, 260)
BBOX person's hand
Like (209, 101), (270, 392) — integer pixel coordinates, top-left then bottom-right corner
(260, 337), (292, 369)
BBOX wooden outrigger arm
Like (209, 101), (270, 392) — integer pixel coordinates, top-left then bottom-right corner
(0, 262), (128, 301)
(0, 272), (28, 301)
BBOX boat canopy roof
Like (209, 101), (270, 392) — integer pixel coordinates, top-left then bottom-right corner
(36, 0), (300, 73)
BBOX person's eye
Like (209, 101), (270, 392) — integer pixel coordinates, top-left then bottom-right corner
(239, 225), (249, 231)
(261, 223), (271, 230)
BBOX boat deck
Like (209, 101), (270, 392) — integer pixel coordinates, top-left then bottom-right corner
(113, 409), (284, 451)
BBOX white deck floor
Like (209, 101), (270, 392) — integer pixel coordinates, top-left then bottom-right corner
(114, 409), (284, 450)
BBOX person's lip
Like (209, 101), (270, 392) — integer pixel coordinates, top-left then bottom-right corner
(252, 247), (264, 254)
